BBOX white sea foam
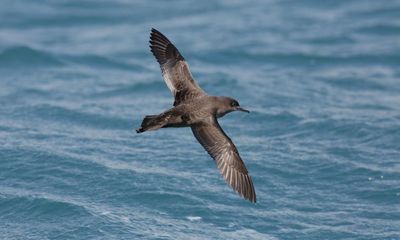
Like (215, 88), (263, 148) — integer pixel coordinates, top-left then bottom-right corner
(186, 216), (202, 221)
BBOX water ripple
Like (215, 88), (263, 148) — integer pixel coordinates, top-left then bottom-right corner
(0, 46), (63, 68)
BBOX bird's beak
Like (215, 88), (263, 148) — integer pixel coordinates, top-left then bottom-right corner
(236, 107), (250, 113)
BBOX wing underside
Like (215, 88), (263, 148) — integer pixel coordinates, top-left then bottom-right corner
(191, 117), (256, 203)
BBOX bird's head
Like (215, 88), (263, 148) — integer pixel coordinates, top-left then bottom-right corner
(216, 97), (250, 117)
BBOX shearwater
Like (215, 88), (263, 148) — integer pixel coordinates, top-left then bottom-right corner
(137, 28), (256, 203)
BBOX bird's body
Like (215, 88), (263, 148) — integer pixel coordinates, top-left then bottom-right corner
(137, 95), (240, 131)
(137, 28), (256, 203)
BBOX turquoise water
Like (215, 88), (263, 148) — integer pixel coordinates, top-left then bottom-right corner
(1, 0), (400, 239)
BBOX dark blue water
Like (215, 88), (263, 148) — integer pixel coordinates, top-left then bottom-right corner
(1, 0), (400, 239)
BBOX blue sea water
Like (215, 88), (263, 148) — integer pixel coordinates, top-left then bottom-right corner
(1, 0), (400, 239)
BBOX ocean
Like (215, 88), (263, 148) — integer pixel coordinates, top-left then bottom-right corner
(0, 0), (399, 239)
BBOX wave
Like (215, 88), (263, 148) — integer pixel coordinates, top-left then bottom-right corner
(296, 118), (376, 140)
(319, 76), (389, 91)
(356, 24), (400, 36)
(15, 104), (132, 130)
(200, 51), (400, 67)
(0, 187), (90, 219)
(0, 46), (144, 72)
(0, 46), (63, 68)
(92, 81), (166, 98)
(244, 110), (303, 137)
(61, 54), (144, 72)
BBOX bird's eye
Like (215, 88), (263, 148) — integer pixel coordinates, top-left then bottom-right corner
(231, 101), (238, 107)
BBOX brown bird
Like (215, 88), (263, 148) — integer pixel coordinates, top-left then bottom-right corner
(136, 28), (256, 203)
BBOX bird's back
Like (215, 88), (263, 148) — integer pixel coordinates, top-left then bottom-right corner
(173, 95), (217, 123)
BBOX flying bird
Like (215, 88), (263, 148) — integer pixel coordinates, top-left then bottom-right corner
(136, 28), (256, 203)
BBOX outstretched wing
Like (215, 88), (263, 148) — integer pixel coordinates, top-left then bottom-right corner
(149, 28), (206, 106)
(191, 117), (256, 203)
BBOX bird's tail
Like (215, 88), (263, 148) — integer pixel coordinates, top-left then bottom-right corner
(136, 115), (166, 133)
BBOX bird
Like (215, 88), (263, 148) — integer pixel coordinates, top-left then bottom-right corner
(136, 28), (256, 203)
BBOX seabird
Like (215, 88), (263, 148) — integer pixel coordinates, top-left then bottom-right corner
(136, 28), (256, 203)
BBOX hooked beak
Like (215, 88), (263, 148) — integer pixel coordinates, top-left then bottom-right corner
(236, 107), (250, 113)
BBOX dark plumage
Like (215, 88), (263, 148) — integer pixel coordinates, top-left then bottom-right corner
(149, 28), (184, 65)
(137, 28), (256, 203)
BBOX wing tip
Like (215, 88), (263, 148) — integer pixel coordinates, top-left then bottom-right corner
(240, 176), (257, 203)
(223, 168), (257, 203)
(150, 28), (170, 44)
(149, 28), (184, 65)
(241, 175), (257, 204)
(246, 175), (257, 203)
(244, 190), (256, 203)
(150, 28), (162, 36)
